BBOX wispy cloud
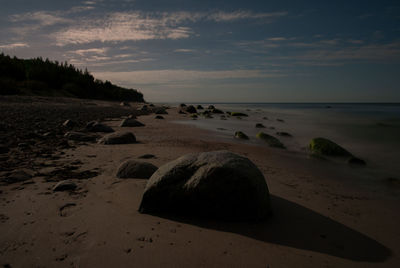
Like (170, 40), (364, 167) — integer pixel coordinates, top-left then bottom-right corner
(0, 43), (30, 49)
(71, 48), (109, 56)
(207, 11), (288, 22)
(10, 11), (71, 27)
(174, 49), (197, 53)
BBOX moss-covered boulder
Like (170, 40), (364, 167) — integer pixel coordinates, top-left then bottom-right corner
(231, 112), (248, 117)
(309, 138), (352, 157)
(256, 132), (285, 148)
(211, 108), (224, 114)
(235, 131), (249, 140)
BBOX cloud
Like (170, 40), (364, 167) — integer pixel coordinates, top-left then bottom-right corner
(207, 11), (288, 22)
(174, 49), (197, 53)
(10, 11), (71, 27)
(71, 48), (109, 56)
(0, 43), (30, 49)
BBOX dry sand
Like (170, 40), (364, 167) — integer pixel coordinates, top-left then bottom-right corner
(0, 98), (399, 268)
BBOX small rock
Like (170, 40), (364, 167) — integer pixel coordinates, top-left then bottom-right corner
(99, 131), (136, 145)
(120, 101), (130, 107)
(348, 157), (366, 165)
(155, 108), (168, 115)
(276, 119), (285, 122)
(230, 112), (248, 117)
(140, 105), (149, 111)
(211, 108), (224, 114)
(120, 118), (145, 127)
(256, 132), (285, 148)
(234, 131), (249, 140)
(53, 180), (77, 191)
(179, 103), (187, 108)
(196, 105), (204, 110)
(65, 132), (97, 142)
(309, 138), (352, 157)
(138, 154), (156, 159)
(255, 123), (265, 128)
(116, 160), (158, 179)
(155, 115), (164, 119)
(276, 132), (292, 137)
(208, 105), (215, 110)
(85, 121), (114, 133)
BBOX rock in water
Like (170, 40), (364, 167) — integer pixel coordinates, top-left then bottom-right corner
(99, 131), (136, 144)
(256, 132), (285, 148)
(85, 121), (114, 133)
(309, 137), (351, 157)
(139, 151), (271, 220)
(53, 180), (77, 191)
(120, 118), (145, 127)
(155, 115), (164, 119)
(62, 119), (76, 128)
(116, 160), (158, 179)
(155, 108), (168, 115)
(184, 105), (197, 114)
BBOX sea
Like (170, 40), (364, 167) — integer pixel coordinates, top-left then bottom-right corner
(169, 103), (400, 189)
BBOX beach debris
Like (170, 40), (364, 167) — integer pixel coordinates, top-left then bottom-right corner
(347, 157), (366, 166)
(62, 119), (77, 129)
(235, 131), (249, 140)
(139, 151), (271, 220)
(116, 160), (158, 179)
(85, 121), (114, 133)
(309, 138), (351, 157)
(255, 123), (265, 128)
(196, 105), (204, 110)
(230, 112), (248, 117)
(64, 131), (98, 142)
(120, 101), (130, 107)
(138, 154), (156, 159)
(155, 115), (164, 119)
(53, 180), (77, 191)
(98, 131), (136, 144)
(120, 118), (145, 127)
(256, 132), (285, 148)
(276, 132), (292, 137)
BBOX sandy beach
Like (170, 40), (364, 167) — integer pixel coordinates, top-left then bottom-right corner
(0, 97), (399, 268)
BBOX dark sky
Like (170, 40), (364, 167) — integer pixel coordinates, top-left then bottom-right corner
(1, 0), (399, 102)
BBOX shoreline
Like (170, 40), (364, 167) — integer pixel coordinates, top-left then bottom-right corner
(0, 97), (399, 267)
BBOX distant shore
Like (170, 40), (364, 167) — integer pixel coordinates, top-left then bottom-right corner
(0, 96), (399, 267)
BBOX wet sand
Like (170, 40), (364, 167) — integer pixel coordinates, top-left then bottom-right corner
(0, 97), (399, 267)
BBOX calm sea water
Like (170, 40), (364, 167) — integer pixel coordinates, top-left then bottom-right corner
(171, 103), (400, 182)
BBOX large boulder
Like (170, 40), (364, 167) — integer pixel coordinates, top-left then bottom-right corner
(256, 132), (285, 148)
(309, 137), (351, 157)
(120, 118), (145, 127)
(116, 160), (158, 179)
(85, 121), (114, 133)
(139, 151), (271, 220)
(99, 131), (136, 145)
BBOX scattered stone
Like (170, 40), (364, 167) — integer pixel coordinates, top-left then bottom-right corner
(348, 157), (366, 166)
(138, 154), (156, 159)
(234, 131), (249, 140)
(116, 160), (158, 179)
(256, 132), (285, 148)
(155, 115), (164, 119)
(65, 131), (97, 142)
(120, 118), (145, 127)
(182, 105), (196, 114)
(178, 110), (186, 114)
(196, 105), (204, 110)
(309, 138), (352, 157)
(230, 112), (248, 117)
(99, 131), (136, 145)
(85, 121), (114, 133)
(276, 132), (292, 137)
(62, 119), (77, 128)
(120, 101), (130, 107)
(276, 119), (285, 122)
(139, 151), (271, 220)
(53, 180), (77, 191)
(255, 123), (265, 128)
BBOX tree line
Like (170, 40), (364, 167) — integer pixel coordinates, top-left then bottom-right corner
(0, 53), (144, 102)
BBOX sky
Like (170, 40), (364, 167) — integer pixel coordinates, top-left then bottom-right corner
(1, 0), (400, 103)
